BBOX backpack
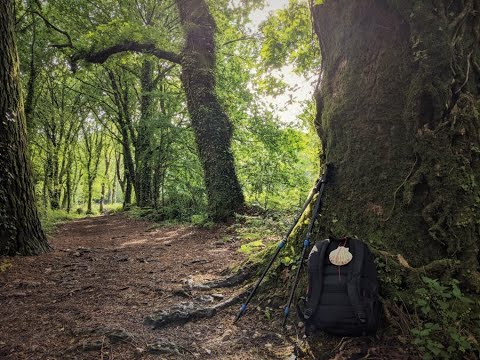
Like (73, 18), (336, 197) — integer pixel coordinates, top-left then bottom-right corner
(298, 237), (381, 337)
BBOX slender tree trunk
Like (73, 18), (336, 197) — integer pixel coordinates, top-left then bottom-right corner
(136, 59), (154, 207)
(61, 186), (68, 209)
(124, 176), (132, 209)
(311, 0), (480, 290)
(0, 0), (49, 255)
(72, 160), (82, 210)
(66, 165), (72, 213)
(108, 70), (136, 206)
(100, 149), (111, 212)
(122, 142), (135, 207)
(116, 152), (125, 201)
(176, 0), (244, 221)
(112, 180), (117, 204)
(46, 149), (60, 209)
(99, 183), (105, 213)
(87, 180), (93, 214)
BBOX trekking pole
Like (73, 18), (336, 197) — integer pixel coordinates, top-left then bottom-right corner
(233, 173), (326, 324)
(282, 168), (328, 327)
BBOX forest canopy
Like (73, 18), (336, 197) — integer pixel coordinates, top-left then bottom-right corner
(14, 0), (319, 222)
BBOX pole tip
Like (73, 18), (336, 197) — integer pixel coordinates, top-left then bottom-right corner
(233, 304), (247, 324)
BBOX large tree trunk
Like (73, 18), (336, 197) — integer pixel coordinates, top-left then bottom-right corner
(176, 0), (245, 221)
(311, 0), (480, 290)
(0, 0), (49, 255)
(24, 5), (37, 131)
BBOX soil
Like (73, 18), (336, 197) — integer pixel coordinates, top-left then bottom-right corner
(0, 214), (296, 360)
(0, 214), (415, 360)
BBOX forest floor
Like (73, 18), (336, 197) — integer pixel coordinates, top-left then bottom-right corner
(0, 213), (413, 360)
(0, 213), (299, 360)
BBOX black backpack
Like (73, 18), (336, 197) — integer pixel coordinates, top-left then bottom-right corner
(299, 237), (381, 337)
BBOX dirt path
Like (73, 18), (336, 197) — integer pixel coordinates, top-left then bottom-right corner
(0, 214), (295, 359)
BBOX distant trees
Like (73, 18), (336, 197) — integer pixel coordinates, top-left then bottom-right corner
(0, 0), (49, 255)
(11, 0), (318, 225)
(73, 0), (245, 220)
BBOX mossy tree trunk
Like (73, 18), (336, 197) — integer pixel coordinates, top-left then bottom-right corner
(311, 0), (480, 290)
(0, 0), (50, 255)
(136, 59), (155, 208)
(176, 0), (245, 220)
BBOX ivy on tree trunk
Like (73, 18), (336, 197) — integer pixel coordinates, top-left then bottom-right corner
(176, 0), (245, 220)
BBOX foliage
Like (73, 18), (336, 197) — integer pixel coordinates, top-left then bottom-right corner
(14, 0), (320, 227)
(191, 214), (214, 229)
(259, 0), (320, 77)
(411, 277), (480, 359)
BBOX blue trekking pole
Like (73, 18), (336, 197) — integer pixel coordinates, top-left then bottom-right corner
(233, 166), (329, 324)
(282, 175), (326, 327)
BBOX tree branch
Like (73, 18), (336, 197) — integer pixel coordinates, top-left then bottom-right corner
(32, 11), (73, 48)
(74, 41), (182, 65)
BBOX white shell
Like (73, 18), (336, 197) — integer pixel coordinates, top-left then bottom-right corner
(329, 246), (353, 266)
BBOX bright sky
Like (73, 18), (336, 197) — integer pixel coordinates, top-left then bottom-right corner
(249, 0), (316, 125)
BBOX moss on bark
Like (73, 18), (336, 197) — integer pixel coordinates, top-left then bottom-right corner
(176, 0), (244, 221)
(311, 0), (480, 291)
(0, 0), (50, 255)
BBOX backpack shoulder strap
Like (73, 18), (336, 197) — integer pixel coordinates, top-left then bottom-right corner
(303, 238), (330, 319)
(347, 238), (367, 324)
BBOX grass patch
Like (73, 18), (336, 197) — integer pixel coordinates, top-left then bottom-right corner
(240, 240), (265, 254)
(103, 203), (124, 214)
(39, 209), (84, 234)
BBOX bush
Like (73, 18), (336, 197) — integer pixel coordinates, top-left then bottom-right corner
(191, 213), (214, 229)
(102, 203), (124, 214)
(411, 277), (480, 359)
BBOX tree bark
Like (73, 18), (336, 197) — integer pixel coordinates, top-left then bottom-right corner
(176, 0), (245, 220)
(311, 0), (480, 290)
(108, 70), (136, 208)
(24, 6), (37, 130)
(87, 180), (94, 214)
(65, 158), (72, 213)
(0, 0), (49, 255)
(136, 59), (155, 207)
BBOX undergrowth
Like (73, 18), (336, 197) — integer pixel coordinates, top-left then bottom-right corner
(39, 208), (84, 234)
(410, 277), (480, 359)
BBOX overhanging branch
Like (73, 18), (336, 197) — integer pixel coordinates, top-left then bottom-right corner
(74, 42), (182, 65)
(32, 10), (73, 48)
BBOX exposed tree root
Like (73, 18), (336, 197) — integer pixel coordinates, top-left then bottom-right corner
(187, 267), (253, 290)
(374, 245), (480, 293)
(144, 289), (249, 329)
(373, 248), (461, 286)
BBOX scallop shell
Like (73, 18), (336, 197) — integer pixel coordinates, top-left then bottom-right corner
(329, 246), (353, 266)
